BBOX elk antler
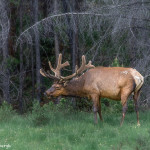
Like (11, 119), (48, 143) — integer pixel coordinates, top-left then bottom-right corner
(40, 54), (95, 82)
(40, 53), (70, 81)
(77, 55), (94, 75)
(40, 68), (60, 80)
(61, 55), (95, 81)
(48, 54), (70, 78)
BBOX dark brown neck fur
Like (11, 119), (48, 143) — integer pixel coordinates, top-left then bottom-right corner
(63, 76), (85, 97)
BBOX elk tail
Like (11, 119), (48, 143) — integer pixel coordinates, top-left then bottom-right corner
(130, 69), (144, 93)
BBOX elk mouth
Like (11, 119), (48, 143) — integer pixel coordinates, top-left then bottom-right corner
(47, 96), (52, 99)
(44, 92), (52, 99)
(46, 94), (56, 99)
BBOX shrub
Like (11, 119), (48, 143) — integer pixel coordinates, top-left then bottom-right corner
(75, 98), (93, 112)
(0, 101), (16, 122)
(30, 101), (51, 126)
(56, 98), (74, 112)
(30, 99), (73, 127)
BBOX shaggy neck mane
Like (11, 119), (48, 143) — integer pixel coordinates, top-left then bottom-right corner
(64, 76), (85, 96)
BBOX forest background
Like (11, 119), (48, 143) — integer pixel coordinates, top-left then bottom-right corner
(0, 0), (150, 112)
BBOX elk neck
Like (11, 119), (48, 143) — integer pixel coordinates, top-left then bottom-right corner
(63, 76), (85, 97)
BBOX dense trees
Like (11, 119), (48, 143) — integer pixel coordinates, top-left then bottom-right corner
(0, 0), (10, 103)
(33, 0), (41, 102)
(0, 0), (150, 110)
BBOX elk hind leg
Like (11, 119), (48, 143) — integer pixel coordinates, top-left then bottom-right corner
(133, 90), (141, 126)
(120, 95), (128, 126)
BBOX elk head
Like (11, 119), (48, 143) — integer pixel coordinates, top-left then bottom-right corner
(40, 54), (95, 98)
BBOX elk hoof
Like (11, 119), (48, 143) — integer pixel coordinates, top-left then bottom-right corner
(137, 123), (141, 127)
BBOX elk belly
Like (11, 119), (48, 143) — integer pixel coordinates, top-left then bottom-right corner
(101, 89), (121, 100)
(99, 83), (121, 100)
(96, 79), (121, 100)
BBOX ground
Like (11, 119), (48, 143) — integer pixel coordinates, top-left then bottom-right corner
(0, 107), (150, 150)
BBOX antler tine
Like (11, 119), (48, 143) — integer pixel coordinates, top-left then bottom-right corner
(86, 60), (95, 69)
(40, 69), (60, 80)
(48, 53), (62, 76)
(76, 55), (86, 74)
(56, 54), (70, 70)
(75, 65), (78, 74)
(60, 73), (76, 81)
(48, 53), (70, 78)
(57, 53), (62, 67)
(77, 55), (95, 75)
(47, 70), (60, 80)
(40, 69), (47, 77)
(55, 53), (70, 77)
(48, 61), (55, 73)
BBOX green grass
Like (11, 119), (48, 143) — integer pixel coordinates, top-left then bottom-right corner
(0, 103), (150, 150)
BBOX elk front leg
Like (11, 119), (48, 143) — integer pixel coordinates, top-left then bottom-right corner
(98, 98), (103, 121)
(91, 94), (101, 124)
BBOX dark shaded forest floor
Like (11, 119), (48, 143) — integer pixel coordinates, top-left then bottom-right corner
(0, 104), (150, 150)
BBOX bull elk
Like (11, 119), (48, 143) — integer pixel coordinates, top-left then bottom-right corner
(40, 54), (144, 125)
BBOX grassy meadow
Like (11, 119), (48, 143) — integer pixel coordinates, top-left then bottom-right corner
(0, 102), (150, 150)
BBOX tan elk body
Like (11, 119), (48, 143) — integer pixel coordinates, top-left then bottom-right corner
(40, 54), (144, 125)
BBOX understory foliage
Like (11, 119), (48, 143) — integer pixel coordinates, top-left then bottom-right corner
(29, 99), (74, 126)
(30, 101), (51, 126)
(0, 101), (16, 122)
(0, 0), (150, 112)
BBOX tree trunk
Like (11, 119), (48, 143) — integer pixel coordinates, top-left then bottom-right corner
(1, 1), (10, 103)
(54, 0), (61, 104)
(62, 0), (78, 107)
(31, 45), (35, 100)
(30, 0), (35, 100)
(33, 0), (41, 102)
(19, 0), (24, 112)
(8, 2), (17, 56)
(2, 40), (10, 103)
(54, 0), (60, 64)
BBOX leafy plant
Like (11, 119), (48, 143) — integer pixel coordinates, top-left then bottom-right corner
(0, 101), (16, 122)
(30, 101), (51, 126)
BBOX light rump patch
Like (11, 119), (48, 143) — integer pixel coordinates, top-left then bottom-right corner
(129, 68), (144, 92)
(121, 70), (128, 75)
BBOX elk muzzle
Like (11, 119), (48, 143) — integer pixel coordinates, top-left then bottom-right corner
(44, 87), (56, 97)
